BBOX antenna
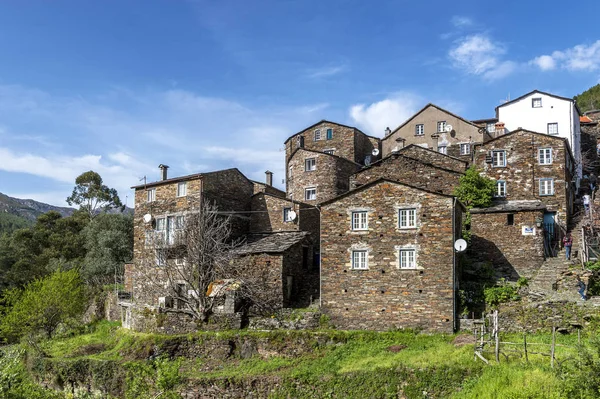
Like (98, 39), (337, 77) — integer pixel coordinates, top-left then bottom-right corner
(445, 124), (453, 132)
(372, 148), (380, 156)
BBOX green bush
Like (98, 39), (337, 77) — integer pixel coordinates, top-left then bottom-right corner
(516, 277), (529, 288)
(484, 280), (520, 308)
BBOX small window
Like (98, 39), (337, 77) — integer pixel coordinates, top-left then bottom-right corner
(507, 214), (514, 226)
(538, 148), (552, 165)
(305, 187), (316, 201)
(326, 128), (333, 140)
(351, 211), (368, 230)
(155, 217), (166, 231)
(176, 258), (185, 266)
(495, 181), (506, 197)
(351, 250), (368, 270)
(283, 207), (294, 222)
(399, 208), (416, 229)
(314, 129), (322, 141)
(438, 145), (447, 155)
(415, 124), (424, 136)
(305, 158), (316, 171)
(460, 143), (471, 155)
(547, 123), (558, 135)
(288, 166), (293, 178)
(147, 188), (156, 202)
(298, 136), (305, 148)
(540, 179), (554, 196)
(175, 215), (185, 230)
(399, 249), (416, 269)
(532, 98), (542, 108)
(492, 150), (506, 167)
(177, 182), (187, 197)
(324, 149), (335, 155)
(486, 122), (496, 133)
(437, 121), (447, 132)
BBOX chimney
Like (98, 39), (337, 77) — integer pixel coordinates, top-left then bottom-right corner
(385, 127), (392, 137)
(431, 134), (439, 152)
(495, 122), (505, 136)
(265, 170), (273, 186)
(158, 164), (169, 181)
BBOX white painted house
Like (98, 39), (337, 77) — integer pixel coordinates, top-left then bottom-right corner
(496, 90), (582, 181)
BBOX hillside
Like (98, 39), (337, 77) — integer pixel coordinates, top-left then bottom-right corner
(0, 192), (75, 234)
(574, 84), (600, 114)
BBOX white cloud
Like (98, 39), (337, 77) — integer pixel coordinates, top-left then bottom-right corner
(531, 40), (600, 72)
(349, 93), (422, 136)
(530, 55), (556, 71)
(451, 16), (472, 27)
(306, 65), (346, 79)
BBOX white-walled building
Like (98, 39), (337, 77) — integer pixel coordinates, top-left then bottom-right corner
(496, 90), (582, 181)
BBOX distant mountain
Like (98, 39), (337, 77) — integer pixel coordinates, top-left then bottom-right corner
(0, 192), (75, 222)
(574, 84), (600, 114)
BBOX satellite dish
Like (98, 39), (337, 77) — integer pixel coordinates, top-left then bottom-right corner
(454, 238), (467, 252)
(143, 214), (152, 223)
(372, 148), (380, 156)
(445, 125), (453, 132)
(288, 210), (297, 221)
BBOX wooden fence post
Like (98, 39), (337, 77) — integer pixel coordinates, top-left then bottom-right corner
(523, 333), (528, 362)
(551, 327), (556, 368)
(494, 310), (500, 363)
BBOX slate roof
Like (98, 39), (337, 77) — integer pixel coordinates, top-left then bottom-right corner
(470, 200), (546, 214)
(235, 232), (309, 255)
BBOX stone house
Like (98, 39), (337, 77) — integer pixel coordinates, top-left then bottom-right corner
(381, 104), (486, 160)
(284, 120), (381, 165)
(286, 148), (361, 204)
(250, 192), (319, 239)
(496, 90), (582, 181)
(320, 178), (465, 332)
(469, 200), (547, 280)
(350, 150), (464, 195)
(473, 129), (576, 233)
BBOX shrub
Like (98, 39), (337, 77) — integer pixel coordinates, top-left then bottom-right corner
(484, 280), (519, 309)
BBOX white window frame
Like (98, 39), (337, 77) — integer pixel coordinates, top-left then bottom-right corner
(438, 145), (447, 155)
(437, 121), (447, 132)
(398, 208), (417, 229)
(415, 124), (424, 136)
(283, 207), (293, 222)
(305, 187), (316, 201)
(495, 181), (506, 197)
(147, 188), (156, 202)
(351, 211), (368, 231)
(532, 98), (542, 108)
(351, 250), (368, 270)
(538, 148), (552, 165)
(314, 129), (322, 141)
(460, 143), (471, 155)
(486, 123), (496, 133)
(539, 178), (554, 196)
(492, 150), (506, 167)
(177, 182), (187, 197)
(175, 258), (185, 266)
(399, 249), (416, 269)
(547, 123), (558, 135)
(305, 158), (316, 171)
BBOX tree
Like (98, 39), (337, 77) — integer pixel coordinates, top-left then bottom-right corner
(66, 171), (124, 219)
(0, 269), (86, 342)
(453, 166), (496, 240)
(574, 84), (600, 114)
(137, 202), (274, 322)
(82, 213), (133, 285)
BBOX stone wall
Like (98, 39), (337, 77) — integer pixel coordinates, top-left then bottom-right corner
(253, 181), (286, 198)
(470, 210), (546, 280)
(473, 130), (574, 225)
(395, 145), (468, 173)
(320, 180), (458, 332)
(350, 153), (463, 195)
(286, 149), (360, 204)
(285, 121), (381, 164)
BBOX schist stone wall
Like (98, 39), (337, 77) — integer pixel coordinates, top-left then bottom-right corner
(350, 153), (463, 195)
(320, 180), (461, 332)
(470, 209), (546, 280)
(286, 149), (361, 204)
(284, 121), (381, 164)
(395, 145), (469, 173)
(249, 193), (320, 241)
(473, 130), (575, 224)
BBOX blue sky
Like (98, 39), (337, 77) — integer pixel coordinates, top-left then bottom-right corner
(1, 0), (599, 206)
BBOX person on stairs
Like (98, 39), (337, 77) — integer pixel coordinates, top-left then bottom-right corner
(590, 173), (597, 193)
(563, 233), (573, 260)
(583, 193), (591, 216)
(576, 275), (587, 301)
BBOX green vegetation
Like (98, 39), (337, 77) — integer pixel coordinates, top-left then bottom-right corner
(0, 269), (87, 342)
(484, 279), (520, 309)
(66, 170), (124, 220)
(0, 212), (32, 234)
(453, 166), (496, 241)
(575, 84), (600, 114)
(2, 321), (599, 398)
